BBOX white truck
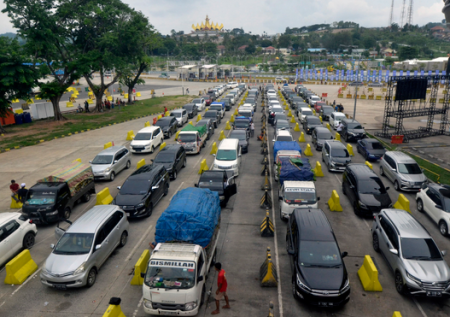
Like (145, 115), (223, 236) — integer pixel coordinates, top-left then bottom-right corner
(142, 188), (220, 316)
(278, 181), (320, 220)
(177, 125), (207, 154)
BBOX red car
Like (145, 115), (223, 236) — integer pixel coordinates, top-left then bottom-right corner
(202, 95), (212, 106)
(314, 101), (326, 113)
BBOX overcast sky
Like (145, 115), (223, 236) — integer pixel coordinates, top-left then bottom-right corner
(0, 0), (444, 34)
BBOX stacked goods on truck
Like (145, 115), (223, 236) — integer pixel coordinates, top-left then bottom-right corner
(273, 141), (302, 161)
(277, 157), (315, 184)
(177, 124), (208, 154)
(143, 188), (221, 316)
(23, 162), (95, 224)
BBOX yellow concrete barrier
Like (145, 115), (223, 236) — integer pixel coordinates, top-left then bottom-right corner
(294, 123), (300, 132)
(393, 194), (411, 213)
(10, 195), (23, 209)
(312, 109), (316, 115)
(338, 93), (344, 98)
(234, 108), (238, 115)
(165, 111), (170, 117)
(136, 159), (145, 170)
(260, 248), (277, 287)
(102, 298), (126, 317)
(197, 114), (202, 122)
(290, 116), (296, 123)
(335, 133), (341, 141)
(136, 92), (141, 97)
(198, 159), (209, 174)
(130, 250), (150, 285)
(376, 95), (382, 100)
(347, 144), (354, 156)
(126, 130), (135, 141)
(157, 114), (162, 120)
(188, 120), (193, 126)
(298, 132), (306, 142)
(225, 121), (231, 130)
(346, 94), (352, 99)
(319, 116), (323, 123)
(104, 142), (113, 149)
(327, 190), (343, 212)
(160, 142), (166, 151)
(304, 144), (313, 156)
(4, 250), (38, 285)
(218, 130), (225, 141)
(96, 187), (114, 205)
(210, 142), (218, 155)
(392, 312), (402, 317)
(66, 102), (74, 107)
(175, 130), (180, 140)
(144, 121), (150, 127)
(365, 161), (373, 170)
(326, 123), (331, 131)
(357, 255), (383, 291)
(313, 162), (324, 177)
(73, 158), (82, 163)
(285, 104), (289, 110)
(230, 114), (235, 122)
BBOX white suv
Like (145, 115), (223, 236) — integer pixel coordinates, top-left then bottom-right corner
(227, 82), (238, 89)
(0, 213), (37, 266)
(416, 183), (450, 236)
(130, 126), (164, 154)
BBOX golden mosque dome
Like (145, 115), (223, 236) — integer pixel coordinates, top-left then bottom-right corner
(192, 15), (223, 31)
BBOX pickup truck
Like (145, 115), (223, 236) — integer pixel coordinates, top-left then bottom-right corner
(278, 181), (319, 220)
(143, 188), (221, 316)
(177, 124), (208, 154)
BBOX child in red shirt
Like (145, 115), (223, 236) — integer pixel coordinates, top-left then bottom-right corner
(212, 262), (230, 315)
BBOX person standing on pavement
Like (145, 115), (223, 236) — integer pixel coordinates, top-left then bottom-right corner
(337, 122), (344, 135)
(250, 122), (255, 137)
(211, 262), (230, 315)
(18, 183), (28, 203)
(84, 100), (90, 113)
(10, 180), (20, 202)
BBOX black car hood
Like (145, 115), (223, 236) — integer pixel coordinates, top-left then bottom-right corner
(238, 140), (248, 147)
(198, 185), (224, 195)
(300, 266), (345, 290)
(349, 128), (365, 134)
(359, 193), (392, 207)
(115, 193), (146, 206)
(161, 126), (170, 131)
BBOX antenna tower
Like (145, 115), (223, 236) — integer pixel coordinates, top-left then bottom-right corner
(400, 0), (407, 28)
(389, 0), (395, 27)
(407, 0), (413, 26)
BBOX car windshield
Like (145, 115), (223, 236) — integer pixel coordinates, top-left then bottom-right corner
(53, 233), (94, 255)
(179, 134), (197, 142)
(145, 263), (196, 289)
(92, 155), (114, 164)
(284, 188), (316, 205)
(234, 121), (249, 128)
(299, 241), (342, 267)
(317, 131), (332, 139)
(440, 188), (450, 211)
(120, 179), (150, 195)
(156, 120), (170, 126)
(134, 133), (152, 141)
(358, 177), (387, 194)
(204, 112), (216, 118)
(401, 238), (442, 261)
(398, 163), (422, 174)
(322, 108), (333, 114)
(183, 105), (194, 110)
(26, 189), (56, 205)
(229, 133), (246, 140)
(347, 123), (363, 129)
(199, 178), (224, 191)
(307, 118), (321, 125)
(193, 99), (202, 103)
(239, 112), (252, 118)
(368, 142), (384, 150)
(216, 149), (236, 161)
(154, 153), (175, 163)
(302, 110), (313, 116)
(171, 112), (181, 118)
(272, 108), (283, 113)
(331, 148), (350, 158)
(277, 136), (293, 141)
(210, 106), (222, 111)
(334, 114), (345, 120)
(276, 122), (290, 129)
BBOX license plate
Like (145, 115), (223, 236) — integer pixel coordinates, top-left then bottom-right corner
(53, 284), (67, 290)
(320, 302), (332, 306)
(160, 311), (178, 316)
(135, 149), (142, 152)
(427, 291), (441, 297)
(126, 213), (130, 217)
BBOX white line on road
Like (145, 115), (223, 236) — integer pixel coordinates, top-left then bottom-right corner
(170, 182), (185, 201)
(413, 298), (428, 317)
(0, 267), (43, 309)
(133, 296), (144, 317)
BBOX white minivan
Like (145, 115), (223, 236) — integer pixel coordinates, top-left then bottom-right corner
(212, 139), (241, 176)
(170, 109), (188, 126)
(130, 126), (164, 154)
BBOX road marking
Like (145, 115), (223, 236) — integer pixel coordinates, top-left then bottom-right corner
(124, 225), (153, 263)
(170, 182), (185, 201)
(0, 266), (43, 309)
(413, 298), (428, 317)
(133, 296), (144, 317)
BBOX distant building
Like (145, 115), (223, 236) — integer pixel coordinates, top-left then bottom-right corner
(237, 45), (248, 52)
(217, 45), (226, 55)
(189, 15), (224, 37)
(263, 46), (276, 54)
(307, 48), (326, 53)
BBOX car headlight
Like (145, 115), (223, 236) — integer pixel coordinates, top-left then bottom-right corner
(400, 179), (410, 184)
(74, 262), (87, 275)
(348, 132), (355, 136)
(232, 164), (238, 168)
(143, 299), (152, 309)
(185, 301), (198, 311)
(104, 167), (111, 173)
(359, 201), (367, 208)
(406, 271), (422, 285)
(296, 273), (311, 292)
(330, 162), (336, 167)
(136, 203), (144, 208)
(47, 210), (58, 215)
(340, 279), (350, 293)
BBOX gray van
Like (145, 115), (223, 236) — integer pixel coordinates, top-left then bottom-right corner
(90, 146), (131, 181)
(322, 140), (352, 172)
(40, 205), (129, 289)
(340, 118), (366, 142)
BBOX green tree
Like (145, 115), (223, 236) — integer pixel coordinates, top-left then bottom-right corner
(362, 50), (370, 58)
(204, 42), (217, 54)
(399, 46), (418, 60)
(245, 44), (256, 54)
(277, 35), (291, 48)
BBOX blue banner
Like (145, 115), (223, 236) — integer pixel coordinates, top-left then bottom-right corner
(421, 70), (424, 76)
(406, 71), (410, 77)
(428, 71), (432, 76)
(399, 70), (403, 76)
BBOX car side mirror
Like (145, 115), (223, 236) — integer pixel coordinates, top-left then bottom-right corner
(95, 244), (102, 250)
(197, 276), (204, 283)
(50, 244), (55, 249)
(194, 183), (199, 187)
(238, 154), (241, 157)
(341, 251), (348, 258)
(117, 186), (121, 190)
(89, 160), (92, 164)
(212, 154), (216, 157)
(152, 186), (159, 191)
(389, 248), (398, 255)
(140, 272), (146, 278)
(114, 160), (118, 164)
(272, 139), (276, 142)
(279, 196), (282, 200)
(287, 249), (295, 256)
(386, 187), (390, 191)
(317, 197), (320, 201)
(442, 250), (447, 256)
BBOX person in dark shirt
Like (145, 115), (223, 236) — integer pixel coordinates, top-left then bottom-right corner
(18, 183), (28, 203)
(10, 180), (19, 202)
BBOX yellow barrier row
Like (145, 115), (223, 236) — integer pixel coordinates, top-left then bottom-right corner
(96, 187), (114, 205)
(327, 190), (343, 212)
(4, 250), (38, 285)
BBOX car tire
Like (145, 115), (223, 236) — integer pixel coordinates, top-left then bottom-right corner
(417, 199), (424, 212)
(86, 268), (97, 288)
(380, 166), (385, 176)
(292, 279), (299, 300)
(82, 192), (91, 203)
(395, 272), (406, 295)
(63, 207), (71, 220)
(119, 231), (128, 247)
(163, 183), (169, 196)
(126, 160), (131, 169)
(150, 146), (154, 154)
(342, 184), (347, 195)
(23, 232), (35, 249)
(110, 172), (115, 181)
(394, 181), (400, 191)
(372, 233), (380, 252)
(145, 204), (153, 217)
(172, 170), (177, 180)
(182, 159), (187, 168)
(439, 221), (448, 236)
(168, 131), (172, 139)
(353, 202), (360, 216)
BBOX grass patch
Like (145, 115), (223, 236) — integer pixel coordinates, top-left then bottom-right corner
(406, 153), (450, 185)
(0, 95), (191, 150)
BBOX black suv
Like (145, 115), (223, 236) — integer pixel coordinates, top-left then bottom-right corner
(286, 208), (350, 307)
(152, 144), (186, 180)
(342, 164), (392, 217)
(302, 115), (322, 134)
(154, 117), (178, 139)
(113, 164), (170, 218)
(320, 106), (334, 121)
(182, 103), (198, 119)
(203, 110), (221, 128)
(311, 127), (333, 151)
(340, 118), (366, 142)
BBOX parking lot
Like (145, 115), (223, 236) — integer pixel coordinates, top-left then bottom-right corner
(0, 84), (449, 317)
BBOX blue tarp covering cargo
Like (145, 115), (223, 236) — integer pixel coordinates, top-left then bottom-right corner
(155, 188), (221, 248)
(211, 102), (225, 111)
(279, 157), (315, 185)
(273, 141), (302, 160)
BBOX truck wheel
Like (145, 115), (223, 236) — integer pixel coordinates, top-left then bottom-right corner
(200, 285), (206, 307)
(23, 232), (35, 249)
(82, 192), (91, 203)
(63, 207), (71, 220)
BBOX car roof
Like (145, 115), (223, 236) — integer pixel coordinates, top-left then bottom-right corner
(229, 129), (246, 135)
(0, 212), (21, 224)
(98, 145), (126, 155)
(67, 205), (120, 234)
(325, 140), (346, 149)
(171, 109), (185, 113)
(305, 115), (319, 120)
(293, 209), (335, 241)
(382, 209), (430, 239)
(314, 126), (331, 133)
(385, 151), (416, 163)
(156, 117), (173, 122)
(332, 111), (346, 116)
(365, 139), (381, 143)
(137, 126), (159, 134)
(322, 105), (334, 110)
(183, 103), (195, 107)
(277, 130), (292, 136)
(342, 118), (360, 124)
(284, 181), (315, 189)
(159, 144), (182, 153)
(428, 184), (450, 198)
(218, 138), (239, 149)
(130, 164), (164, 179)
(347, 163), (378, 178)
